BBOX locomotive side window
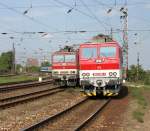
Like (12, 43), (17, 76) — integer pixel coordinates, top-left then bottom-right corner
(65, 55), (75, 62)
(82, 47), (97, 59)
(100, 47), (116, 57)
(53, 55), (64, 62)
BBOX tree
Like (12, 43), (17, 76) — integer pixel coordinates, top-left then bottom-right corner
(0, 51), (13, 73)
(127, 65), (146, 82)
(16, 64), (23, 73)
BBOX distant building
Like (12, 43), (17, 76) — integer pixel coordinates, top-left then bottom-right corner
(27, 58), (39, 67)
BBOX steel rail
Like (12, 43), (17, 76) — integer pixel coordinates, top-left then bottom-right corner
(0, 80), (53, 92)
(74, 98), (111, 131)
(0, 87), (64, 109)
(21, 98), (89, 131)
(0, 87), (59, 102)
(21, 98), (111, 131)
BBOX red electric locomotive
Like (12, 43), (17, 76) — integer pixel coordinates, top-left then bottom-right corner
(51, 46), (79, 86)
(79, 36), (123, 96)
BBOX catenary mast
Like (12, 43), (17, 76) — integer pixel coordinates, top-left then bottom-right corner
(121, 0), (128, 79)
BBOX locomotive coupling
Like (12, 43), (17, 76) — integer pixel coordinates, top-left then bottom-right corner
(63, 75), (67, 80)
(96, 80), (102, 86)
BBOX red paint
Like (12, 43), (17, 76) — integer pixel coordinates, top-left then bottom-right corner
(79, 42), (122, 71)
(51, 50), (79, 70)
(80, 63), (120, 70)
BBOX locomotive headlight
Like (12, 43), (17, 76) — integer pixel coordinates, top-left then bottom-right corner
(83, 76), (89, 79)
(109, 72), (117, 77)
(96, 80), (102, 86)
(113, 72), (117, 77)
(82, 73), (90, 76)
(109, 72), (113, 76)
(70, 71), (76, 74)
(63, 75), (66, 80)
(82, 73), (85, 76)
(53, 71), (58, 74)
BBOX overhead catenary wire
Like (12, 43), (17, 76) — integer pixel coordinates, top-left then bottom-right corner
(52, 0), (111, 31)
(53, 0), (96, 18)
(79, 0), (109, 31)
(1, 29), (150, 36)
(95, 0), (150, 32)
(0, 1), (149, 35)
(94, 0), (114, 33)
(0, 1), (149, 9)
(0, 1), (59, 32)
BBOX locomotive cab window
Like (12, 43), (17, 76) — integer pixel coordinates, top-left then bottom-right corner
(100, 47), (116, 57)
(65, 55), (75, 62)
(53, 55), (64, 62)
(82, 47), (97, 59)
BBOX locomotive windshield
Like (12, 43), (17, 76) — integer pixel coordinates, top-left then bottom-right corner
(65, 55), (75, 62)
(82, 47), (97, 59)
(100, 47), (116, 57)
(53, 55), (64, 62)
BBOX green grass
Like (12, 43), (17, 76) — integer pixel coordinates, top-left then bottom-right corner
(130, 86), (148, 123)
(0, 75), (38, 84)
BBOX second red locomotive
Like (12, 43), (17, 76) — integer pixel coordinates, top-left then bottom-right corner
(51, 46), (79, 87)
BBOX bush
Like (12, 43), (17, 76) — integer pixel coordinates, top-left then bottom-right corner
(127, 65), (150, 85)
(144, 78), (149, 85)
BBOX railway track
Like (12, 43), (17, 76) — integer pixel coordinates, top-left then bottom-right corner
(21, 98), (111, 131)
(0, 87), (64, 109)
(0, 80), (53, 92)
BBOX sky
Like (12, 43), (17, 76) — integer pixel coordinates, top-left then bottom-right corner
(0, 0), (149, 69)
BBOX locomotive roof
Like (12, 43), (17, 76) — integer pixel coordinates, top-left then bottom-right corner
(80, 41), (121, 48)
(52, 50), (77, 55)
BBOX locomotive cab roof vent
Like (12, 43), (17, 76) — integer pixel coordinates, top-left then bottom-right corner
(91, 34), (113, 43)
(60, 45), (75, 52)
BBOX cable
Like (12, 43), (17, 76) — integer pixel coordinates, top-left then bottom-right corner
(79, 0), (109, 30)
(1, 29), (150, 36)
(52, 0), (111, 30)
(0, 2), (148, 9)
(0, 2), (59, 31)
(53, 0), (95, 18)
(94, 1), (150, 6)
(95, 0), (112, 9)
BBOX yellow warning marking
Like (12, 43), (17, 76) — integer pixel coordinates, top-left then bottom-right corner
(91, 92), (94, 96)
(81, 93), (87, 96)
(113, 93), (118, 96)
(107, 93), (113, 96)
(92, 92), (96, 96)
(87, 92), (92, 96)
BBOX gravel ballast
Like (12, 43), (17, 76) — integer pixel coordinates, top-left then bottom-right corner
(0, 88), (86, 131)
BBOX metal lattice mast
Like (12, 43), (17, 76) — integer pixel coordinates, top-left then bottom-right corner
(12, 42), (16, 73)
(121, 5), (128, 79)
(106, 0), (128, 79)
